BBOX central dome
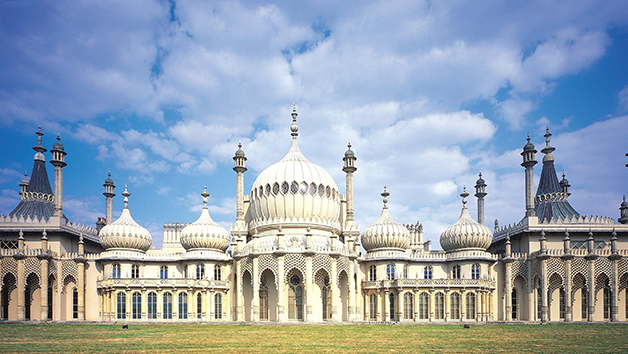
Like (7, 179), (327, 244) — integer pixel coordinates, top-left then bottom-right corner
(247, 108), (341, 232)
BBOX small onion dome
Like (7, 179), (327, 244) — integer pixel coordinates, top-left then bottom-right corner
(559, 173), (569, 188)
(439, 187), (492, 252)
(180, 186), (230, 252)
(361, 187), (411, 252)
(234, 142), (246, 157)
(104, 171), (114, 186)
(523, 134), (535, 152)
(345, 141), (355, 158)
(621, 195), (628, 208)
(20, 172), (29, 186)
(475, 173), (485, 186)
(98, 185), (152, 252)
(52, 134), (64, 151)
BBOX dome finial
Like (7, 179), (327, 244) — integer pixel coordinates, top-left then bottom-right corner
(541, 127), (555, 161)
(527, 133), (530, 143)
(381, 186), (389, 209)
(201, 185), (210, 209)
(290, 104), (299, 138)
(460, 185), (469, 208)
(122, 185), (130, 208)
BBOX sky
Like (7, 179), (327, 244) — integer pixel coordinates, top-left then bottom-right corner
(1, 0), (628, 249)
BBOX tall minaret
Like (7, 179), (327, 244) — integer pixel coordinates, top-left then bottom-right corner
(50, 134), (67, 218)
(103, 172), (116, 224)
(474, 172), (487, 225)
(233, 141), (247, 228)
(343, 141), (357, 229)
(521, 134), (537, 217)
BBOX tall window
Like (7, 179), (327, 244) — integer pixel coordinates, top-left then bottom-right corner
(132, 292), (141, 319)
(196, 264), (205, 280)
(604, 288), (611, 320)
(163, 292), (173, 319)
(387, 264), (395, 280)
(288, 274), (303, 320)
(147, 292), (157, 319)
(424, 266), (433, 280)
(450, 293), (460, 320)
(435, 292), (444, 320)
(466, 293), (476, 320)
(215, 294), (222, 319)
(260, 277), (269, 320)
(403, 265), (408, 279)
(369, 265), (377, 281)
(419, 293), (429, 319)
(179, 292), (188, 319)
(471, 264), (480, 280)
(72, 288), (79, 319)
(582, 289), (588, 320)
(160, 266), (168, 279)
(112, 264), (121, 279)
(117, 292), (126, 319)
(322, 277), (332, 320)
(511, 288), (518, 320)
(404, 292), (414, 320)
(452, 265), (461, 280)
(131, 264), (140, 279)
(560, 289), (566, 320)
(47, 284), (53, 320)
(197, 293), (202, 320)
(537, 289), (542, 321)
(214, 265), (222, 281)
(369, 294), (377, 320)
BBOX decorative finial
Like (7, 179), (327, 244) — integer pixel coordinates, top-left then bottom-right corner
(36, 126), (43, 144)
(201, 185), (210, 208)
(290, 105), (299, 138)
(588, 228), (594, 239)
(526, 133), (530, 143)
(238, 140), (242, 149)
(540, 229), (546, 240)
(347, 140), (351, 149)
(381, 186), (389, 208)
(611, 228), (617, 241)
(460, 185), (469, 207)
(42, 229), (47, 240)
(56, 133), (61, 143)
(122, 185), (130, 208)
(18, 229), (24, 240)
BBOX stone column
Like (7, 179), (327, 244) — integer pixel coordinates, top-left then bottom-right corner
(504, 257), (513, 321)
(277, 255), (285, 322)
(209, 290), (215, 321)
(306, 256), (313, 322)
(563, 259), (573, 322)
(585, 231), (597, 322)
(16, 256), (25, 321)
(540, 260), (548, 322)
(236, 260), (244, 321)
(251, 257), (259, 322)
(413, 290), (419, 322)
(330, 257), (338, 321)
(444, 289), (450, 321)
(141, 289), (147, 321)
(460, 290), (466, 321)
(76, 238), (86, 320)
(429, 289), (435, 322)
(610, 231), (621, 322)
(383, 289), (389, 321)
(39, 257), (49, 321)
(157, 289), (163, 320)
(399, 291), (405, 321)
(348, 260), (355, 321)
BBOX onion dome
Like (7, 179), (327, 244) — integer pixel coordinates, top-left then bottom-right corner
(344, 141), (355, 158)
(439, 187), (492, 252)
(523, 133), (535, 152)
(104, 172), (114, 186)
(247, 106), (341, 231)
(20, 171), (29, 188)
(99, 186), (152, 252)
(52, 134), (64, 151)
(180, 186), (230, 252)
(559, 172), (569, 188)
(361, 187), (411, 252)
(234, 141), (246, 157)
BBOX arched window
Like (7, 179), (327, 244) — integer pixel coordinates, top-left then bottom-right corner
(214, 265), (222, 281)
(163, 292), (173, 319)
(435, 292), (444, 320)
(132, 292), (141, 319)
(387, 264), (395, 280)
(419, 293), (429, 319)
(404, 292), (414, 319)
(369, 294), (377, 320)
(197, 293), (202, 319)
(559, 289), (566, 320)
(73, 288), (79, 319)
(288, 274), (304, 320)
(604, 288), (611, 320)
(117, 292), (126, 319)
(403, 264), (408, 279)
(160, 266), (168, 279)
(369, 265), (377, 281)
(452, 265), (461, 280)
(179, 292), (188, 319)
(131, 264), (140, 279)
(582, 288), (588, 320)
(450, 293), (460, 320)
(389, 293), (395, 321)
(147, 292), (157, 319)
(196, 264), (205, 280)
(112, 263), (121, 279)
(471, 264), (480, 280)
(424, 266), (433, 280)
(215, 294), (222, 319)
(511, 288), (518, 320)
(466, 292), (476, 320)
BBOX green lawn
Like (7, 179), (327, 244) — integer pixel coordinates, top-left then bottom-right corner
(0, 323), (626, 353)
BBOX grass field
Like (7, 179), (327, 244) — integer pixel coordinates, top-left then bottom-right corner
(0, 323), (627, 353)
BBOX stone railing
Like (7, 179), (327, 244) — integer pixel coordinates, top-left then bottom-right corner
(235, 244), (352, 257)
(529, 248), (628, 258)
(97, 278), (229, 288)
(0, 248), (57, 257)
(362, 278), (496, 289)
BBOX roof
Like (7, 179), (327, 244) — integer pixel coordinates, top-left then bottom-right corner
(9, 158), (55, 221)
(534, 159), (579, 222)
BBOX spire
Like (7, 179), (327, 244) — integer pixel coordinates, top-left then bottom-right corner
(33, 126), (47, 154)
(541, 127), (555, 162)
(381, 186), (389, 209)
(122, 185), (130, 209)
(202, 185), (209, 209)
(290, 104), (299, 138)
(460, 185), (469, 208)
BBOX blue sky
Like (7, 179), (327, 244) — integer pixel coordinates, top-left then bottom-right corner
(1, 1), (628, 248)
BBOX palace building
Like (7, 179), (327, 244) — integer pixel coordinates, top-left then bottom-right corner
(1, 107), (628, 323)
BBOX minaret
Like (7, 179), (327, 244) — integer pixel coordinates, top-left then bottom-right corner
(474, 172), (487, 225)
(233, 141), (247, 229)
(103, 172), (116, 224)
(343, 141), (357, 229)
(19, 171), (29, 196)
(559, 172), (570, 196)
(50, 134), (67, 217)
(521, 133), (537, 217)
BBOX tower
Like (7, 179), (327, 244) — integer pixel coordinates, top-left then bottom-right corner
(50, 134), (67, 218)
(103, 172), (116, 224)
(619, 195), (628, 224)
(474, 172), (487, 225)
(233, 142), (247, 226)
(521, 134), (537, 217)
(342, 141), (357, 229)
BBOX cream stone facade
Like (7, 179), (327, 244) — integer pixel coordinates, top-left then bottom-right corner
(1, 111), (628, 323)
